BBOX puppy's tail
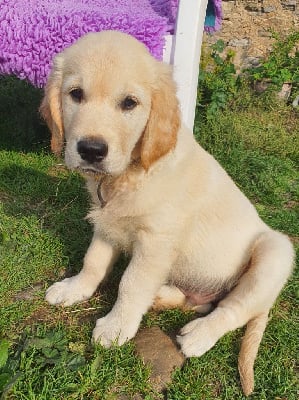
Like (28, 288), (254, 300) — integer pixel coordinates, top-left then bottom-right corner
(237, 229), (294, 396)
(238, 313), (268, 396)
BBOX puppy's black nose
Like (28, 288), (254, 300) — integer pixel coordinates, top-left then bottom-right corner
(77, 139), (108, 164)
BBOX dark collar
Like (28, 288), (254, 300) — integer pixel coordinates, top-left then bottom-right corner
(96, 176), (107, 208)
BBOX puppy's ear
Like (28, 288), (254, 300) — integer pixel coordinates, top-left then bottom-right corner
(40, 56), (64, 156)
(141, 64), (180, 170)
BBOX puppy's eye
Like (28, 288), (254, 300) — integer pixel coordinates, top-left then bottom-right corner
(120, 96), (138, 111)
(69, 88), (83, 103)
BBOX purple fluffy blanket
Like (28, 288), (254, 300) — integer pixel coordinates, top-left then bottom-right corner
(0, 0), (221, 87)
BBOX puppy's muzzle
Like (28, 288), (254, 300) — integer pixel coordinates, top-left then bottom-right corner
(77, 139), (108, 164)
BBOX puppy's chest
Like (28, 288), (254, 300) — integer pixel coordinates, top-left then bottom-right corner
(97, 210), (141, 251)
(88, 175), (145, 251)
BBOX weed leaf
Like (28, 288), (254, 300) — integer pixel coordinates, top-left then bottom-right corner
(0, 373), (10, 392)
(0, 341), (9, 369)
(90, 354), (102, 376)
(66, 354), (86, 371)
(0, 371), (22, 399)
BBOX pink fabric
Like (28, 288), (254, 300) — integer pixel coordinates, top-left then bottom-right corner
(0, 0), (178, 87)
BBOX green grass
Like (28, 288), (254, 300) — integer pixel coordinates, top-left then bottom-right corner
(0, 76), (298, 399)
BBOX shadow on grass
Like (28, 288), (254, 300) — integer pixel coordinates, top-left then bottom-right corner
(0, 162), (128, 311)
(0, 163), (91, 274)
(0, 76), (49, 152)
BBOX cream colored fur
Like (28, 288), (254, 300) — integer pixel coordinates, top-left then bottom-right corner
(41, 31), (294, 395)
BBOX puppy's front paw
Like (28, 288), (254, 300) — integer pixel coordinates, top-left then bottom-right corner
(46, 275), (95, 306)
(177, 317), (219, 358)
(92, 313), (139, 348)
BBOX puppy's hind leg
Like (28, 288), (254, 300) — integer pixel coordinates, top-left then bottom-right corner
(152, 285), (187, 311)
(152, 285), (214, 314)
(178, 230), (294, 394)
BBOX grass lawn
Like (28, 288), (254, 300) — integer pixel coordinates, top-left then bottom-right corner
(0, 76), (298, 399)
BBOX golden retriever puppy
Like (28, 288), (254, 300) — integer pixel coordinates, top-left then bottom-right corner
(41, 31), (294, 395)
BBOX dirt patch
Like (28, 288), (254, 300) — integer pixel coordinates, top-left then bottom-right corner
(134, 326), (185, 393)
(13, 283), (44, 301)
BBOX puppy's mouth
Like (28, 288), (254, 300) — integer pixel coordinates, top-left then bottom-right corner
(76, 164), (107, 177)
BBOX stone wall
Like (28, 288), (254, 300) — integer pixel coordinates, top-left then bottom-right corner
(203, 0), (299, 70)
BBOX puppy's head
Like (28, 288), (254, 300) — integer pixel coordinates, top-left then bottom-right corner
(40, 30), (180, 175)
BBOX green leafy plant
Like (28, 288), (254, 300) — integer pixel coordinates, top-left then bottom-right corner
(0, 331), (87, 398)
(198, 39), (241, 118)
(22, 330), (86, 370)
(0, 339), (10, 392)
(0, 339), (23, 398)
(248, 31), (299, 99)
